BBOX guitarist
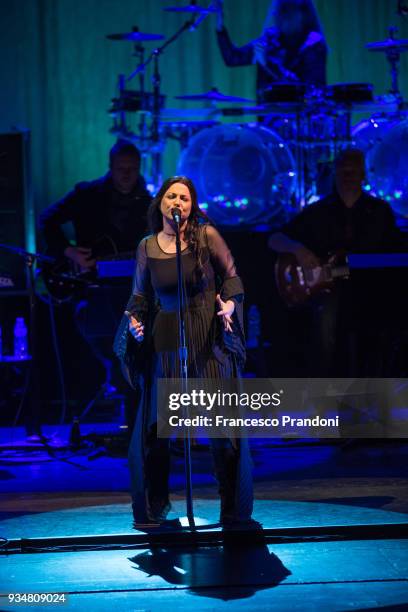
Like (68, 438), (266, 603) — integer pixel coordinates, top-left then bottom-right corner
(39, 141), (152, 429)
(268, 148), (407, 379)
(39, 141), (151, 269)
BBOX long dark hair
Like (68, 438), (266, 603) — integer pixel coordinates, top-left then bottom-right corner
(265, 0), (325, 50)
(148, 176), (210, 286)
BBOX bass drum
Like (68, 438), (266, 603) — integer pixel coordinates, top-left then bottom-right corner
(352, 115), (408, 217)
(177, 124), (296, 226)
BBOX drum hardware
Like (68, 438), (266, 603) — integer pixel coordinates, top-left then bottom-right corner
(325, 83), (374, 104)
(366, 27), (408, 100)
(160, 120), (219, 147)
(106, 27), (165, 175)
(109, 90), (165, 114)
(177, 123), (296, 226)
(261, 83), (308, 103)
(164, 2), (218, 13)
(104, 12), (408, 223)
(219, 105), (267, 117)
(260, 93), (352, 206)
(107, 10), (216, 188)
(106, 29), (165, 42)
(174, 87), (255, 103)
(159, 107), (220, 119)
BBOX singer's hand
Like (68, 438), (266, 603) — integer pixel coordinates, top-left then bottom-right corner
(125, 311), (144, 343)
(216, 294), (234, 333)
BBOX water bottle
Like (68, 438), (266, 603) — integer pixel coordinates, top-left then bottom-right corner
(14, 317), (28, 360)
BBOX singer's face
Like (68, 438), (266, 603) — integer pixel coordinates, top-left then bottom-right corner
(160, 182), (192, 223)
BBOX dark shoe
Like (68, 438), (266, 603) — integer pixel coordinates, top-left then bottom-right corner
(133, 518), (182, 532)
(221, 517), (262, 531)
(147, 500), (171, 523)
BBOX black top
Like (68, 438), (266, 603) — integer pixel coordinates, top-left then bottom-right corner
(216, 27), (327, 100)
(281, 191), (406, 258)
(114, 225), (246, 384)
(39, 173), (152, 257)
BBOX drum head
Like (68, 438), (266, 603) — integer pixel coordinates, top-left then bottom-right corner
(177, 124), (296, 226)
(352, 116), (408, 216)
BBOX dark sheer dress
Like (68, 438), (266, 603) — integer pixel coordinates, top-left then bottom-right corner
(114, 224), (253, 525)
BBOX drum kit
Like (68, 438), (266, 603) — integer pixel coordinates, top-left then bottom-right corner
(106, 4), (408, 227)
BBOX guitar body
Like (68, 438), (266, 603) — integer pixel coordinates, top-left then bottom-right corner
(275, 252), (350, 307)
(40, 234), (135, 301)
(40, 257), (93, 301)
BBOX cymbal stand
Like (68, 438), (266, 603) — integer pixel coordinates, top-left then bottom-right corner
(133, 42), (150, 154)
(126, 16), (203, 185)
(385, 27), (404, 101)
(295, 107), (306, 208)
(117, 73), (128, 135)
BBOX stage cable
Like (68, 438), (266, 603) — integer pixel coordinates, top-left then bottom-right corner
(34, 287), (68, 426)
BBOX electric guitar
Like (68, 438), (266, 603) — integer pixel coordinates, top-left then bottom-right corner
(275, 252), (408, 307)
(40, 234), (136, 301)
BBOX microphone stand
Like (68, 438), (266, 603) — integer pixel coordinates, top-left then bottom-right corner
(173, 213), (195, 529)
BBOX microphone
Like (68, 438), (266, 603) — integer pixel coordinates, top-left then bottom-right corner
(171, 207), (182, 224)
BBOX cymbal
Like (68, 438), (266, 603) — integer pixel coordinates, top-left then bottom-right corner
(164, 3), (217, 13)
(366, 38), (408, 52)
(106, 31), (164, 42)
(175, 88), (255, 103)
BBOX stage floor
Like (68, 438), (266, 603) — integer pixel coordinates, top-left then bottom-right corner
(0, 426), (407, 610)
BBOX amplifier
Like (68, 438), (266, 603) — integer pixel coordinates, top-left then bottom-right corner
(0, 130), (35, 293)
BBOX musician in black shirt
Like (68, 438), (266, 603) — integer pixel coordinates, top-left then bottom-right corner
(40, 141), (151, 267)
(269, 148), (407, 378)
(39, 141), (151, 421)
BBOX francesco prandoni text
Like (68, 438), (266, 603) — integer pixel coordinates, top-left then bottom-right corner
(166, 390), (339, 428)
(168, 415), (339, 428)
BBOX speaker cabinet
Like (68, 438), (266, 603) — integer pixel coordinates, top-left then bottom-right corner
(0, 130), (35, 293)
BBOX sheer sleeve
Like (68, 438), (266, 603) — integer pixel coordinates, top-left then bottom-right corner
(205, 225), (244, 301)
(113, 237), (152, 388)
(204, 225), (246, 369)
(125, 237), (151, 323)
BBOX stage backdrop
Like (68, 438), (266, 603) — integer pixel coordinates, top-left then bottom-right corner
(1, 0), (407, 221)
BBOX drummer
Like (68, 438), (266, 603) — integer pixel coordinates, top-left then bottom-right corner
(215, 0), (327, 101)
